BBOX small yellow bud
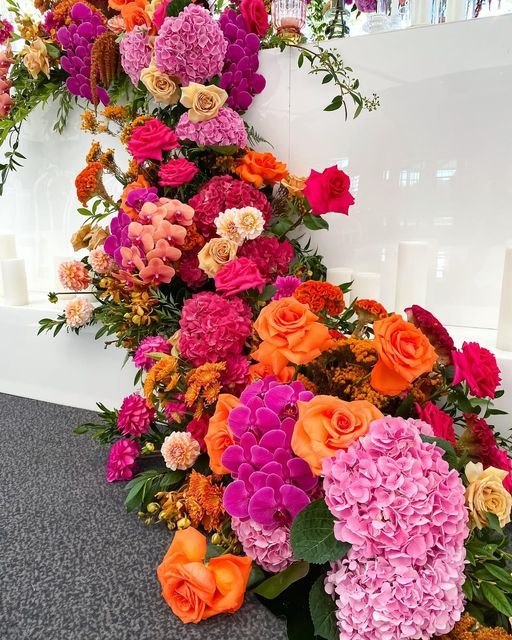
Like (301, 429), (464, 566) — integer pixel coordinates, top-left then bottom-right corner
(211, 533), (222, 546)
(144, 442), (155, 453)
(167, 521), (176, 531)
(158, 510), (168, 521)
(177, 517), (191, 530)
(132, 315), (141, 325)
(147, 502), (159, 514)
(137, 306), (144, 316)
(137, 511), (145, 518)
(144, 517), (153, 526)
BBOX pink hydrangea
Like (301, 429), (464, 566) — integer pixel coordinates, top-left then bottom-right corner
(232, 517), (293, 573)
(133, 335), (171, 370)
(238, 236), (294, 282)
(120, 26), (152, 86)
(188, 174), (272, 237)
(452, 341), (501, 399)
(176, 107), (247, 148)
(106, 438), (140, 482)
(177, 250), (209, 289)
(154, 5), (227, 84)
(117, 393), (155, 437)
(178, 291), (252, 366)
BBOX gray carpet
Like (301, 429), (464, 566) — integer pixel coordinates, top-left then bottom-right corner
(0, 393), (287, 640)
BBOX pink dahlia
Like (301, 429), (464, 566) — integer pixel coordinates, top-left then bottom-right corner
(178, 291), (252, 366)
(238, 236), (294, 282)
(119, 26), (152, 86)
(176, 107), (247, 148)
(64, 298), (94, 328)
(188, 174), (272, 237)
(232, 517), (293, 573)
(154, 5), (227, 84)
(161, 431), (200, 470)
(133, 335), (171, 370)
(177, 250), (209, 289)
(58, 260), (91, 291)
(117, 393), (155, 437)
(406, 304), (454, 365)
(106, 438), (140, 482)
(416, 401), (456, 445)
(452, 341), (501, 399)
(88, 246), (116, 274)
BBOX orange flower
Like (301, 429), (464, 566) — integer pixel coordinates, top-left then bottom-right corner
(292, 395), (383, 475)
(75, 162), (109, 205)
(121, 174), (151, 218)
(204, 394), (240, 474)
(235, 150), (287, 188)
(371, 314), (437, 396)
(157, 527), (251, 624)
(248, 362), (295, 383)
(251, 296), (333, 375)
(120, 0), (151, 30)
(294, 280), (345, 316)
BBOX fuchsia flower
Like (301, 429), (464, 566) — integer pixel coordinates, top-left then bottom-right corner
(176, 107), (248, 148)
(133, 335), (171, 370)
(164, 398), (187, 424)
(273, 275), (302, 300)
(158, 158), (198, 187)
(452, 341), (501, 398)
(304, 165), (355, 216)
(214, 257), (265, 296)
(406, 304), (454, 365)
(106, 438), (140, 482)
(0, 19), (14, 45)
(416, 401), (456, 445)
(117, 393), (155, 437)
(240, 0), (269, 37)
(238, 236), (294, 283)
(232, 517), (293, 573)
(186, 416), (209, 451)
(127, 119), (180, 164)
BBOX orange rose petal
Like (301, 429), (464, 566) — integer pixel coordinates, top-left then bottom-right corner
(166, 527), (207, 562)
(370, 359), (409, 396)
(207, 555), (252, 614)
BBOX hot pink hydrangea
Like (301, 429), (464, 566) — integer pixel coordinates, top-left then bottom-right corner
(232, 517), (293, 573)
(221, 354), (250, 390)
(188, 174), (271, 237)
(452, 341), (501, 399)
(176, 107), (247, 148)
(154, 5), (227, 84)
(133, 335), (171, 370)
(238, 236), (294, 282)
(178, 291), (252, 366)
(177, 250), (209, 289)
(106, 438), (140, 482)
(117, 393), (155, 437)
(120, 26), (152, 86)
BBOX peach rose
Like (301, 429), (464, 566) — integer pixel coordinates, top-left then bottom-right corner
(236, 150), (288, 188)
(248, 362), (295, 383)
(197, 238), (238, 278)
(292, 395), (384, 475)
(23, 38), (50, 79)
(281, 174), (306, 197)
(180, 82), (228, 123)
(157, 527), (251, 624)
(204, 394), (240, 474)
(465, 462), (512, 529)
(251, 296), (333, 375)
(140, 61), (181, 105)
(370, 314), (437, 396)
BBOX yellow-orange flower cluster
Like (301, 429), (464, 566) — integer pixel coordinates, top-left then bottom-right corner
(184, 362), (225, 418)
(294, 280), (345, 316)
(144, 355), (180, 407)
(181, 223), (206, 252)
(436, 615), (512, 639)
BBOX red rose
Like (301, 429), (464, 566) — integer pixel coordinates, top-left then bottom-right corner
(240, 0), (269, 37)
(186, 416), (209, 451)
(158, 158), (199, 187)
(304, 165), (355, 216)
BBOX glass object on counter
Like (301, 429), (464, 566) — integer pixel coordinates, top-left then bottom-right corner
(325, 0), (351, 37)
(271, 0), (307, 39)
(365, 0), (410, 31)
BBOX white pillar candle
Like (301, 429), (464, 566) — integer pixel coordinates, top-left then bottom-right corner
(394, 241), (430, 313)
(410, 0), (433, 24)
(497, 247), (512, 352)
(1, 258), (29, 306)
(327, 267), (353, 304)
(351, 272), (381, 302)
(445, 0), (467, 21)
(0, 234), (17, 297)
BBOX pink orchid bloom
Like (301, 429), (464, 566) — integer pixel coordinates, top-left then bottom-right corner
(139, 257), (175, 285)
(146, 238), (182, 263)
(120, 246), (144, 272)
(127, 222), (155, 253)
(0, 92), (12, 116)
(153, 220), (187, 245)
(173, 203), (195, 226)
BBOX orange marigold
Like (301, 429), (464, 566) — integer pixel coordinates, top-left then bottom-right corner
(75, 162), (110, 205)
(144, 355), (180, 407)
(102, 105), (130, 122)
(184, 470), (226, 532)
(294, 280), (345, 316)
(184, 363), (225, 418)
(235, 150), (288, 188)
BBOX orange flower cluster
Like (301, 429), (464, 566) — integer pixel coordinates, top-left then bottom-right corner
(53, 0), (100, 26)
(294, 280), (345, 316)
(436, 616), (512, 639)
(144, 355), (180, 407)
(235, 150), (287, 188)
(204, 394), (239, 475)
(75, 162), (108, 205)
(184, 471), (225, 532)
(102, 105), (130, 122)
(184, 362), (225, 418)
(181, 223), (206, 251)
(354, 298), (387, 320)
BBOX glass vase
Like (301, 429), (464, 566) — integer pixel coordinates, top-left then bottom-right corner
(271, 0), (307, 40)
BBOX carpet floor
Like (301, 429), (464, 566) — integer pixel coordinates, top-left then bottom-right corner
(0, 393), (287, 640)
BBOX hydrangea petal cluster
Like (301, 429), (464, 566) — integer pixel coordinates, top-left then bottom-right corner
(178, 292), (252, 366)
(133, 335), (171, 370)
(232, 517), (293, 573)
(106, 438), (140, 482)
(65, 297), (94, 328)
(177, 249), (209, 289)
(154, 5), (227, 84)
(120, 26), (152, 86)
(406, 304), (455, 365)
(117, 392), (155, 437)
(58, 260), (91, 291)
(176, 107), (247, 148)
(57, 3), (109, 105)
(238, 236), (294, 283)
(188, 174), (272, 237)
(218, 9), (266, 112)
(452, 341), (501, 399)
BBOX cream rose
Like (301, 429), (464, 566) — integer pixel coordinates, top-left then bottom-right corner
(197, 238), (238, 278)
(281, 174), (306, 197)
(23, 38), (50, 79)
(140, 62), (181, 105)
(465, 461), (512, 529)
(180, 83), (228, 123)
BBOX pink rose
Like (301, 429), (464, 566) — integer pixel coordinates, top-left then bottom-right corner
(152, 0), (172, 29)
(416, 401), (455, 445)
(240, 0), (269, 37)
(158, 157), (199, 187)
(304, 165), (355, 216)
(127, 118), (180, 164)
(452, 341), (501, 398)
(0, 92), (13, 116)
(186, 416), (209, 451)
(214, 257), (265, 296)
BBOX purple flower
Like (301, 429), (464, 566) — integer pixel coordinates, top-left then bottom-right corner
(104, 210), (131, 266)
(133, 335), (171, 370)
(106, 438), (140, 482)
(125, 187), (159, 214)
(273, 275), (301, 300)
(120, 26), (152, 86)
(176, 107), (247, 148)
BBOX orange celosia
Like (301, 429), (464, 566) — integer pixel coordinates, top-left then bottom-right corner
(121, 174), (151, 218)
(185, 471), (225, 532)
(235, 150), (288, 188)
(248, 362), (295, 383)
(181, 223), (206, 251)
(294, 280), (345, 316)
(75, 162), (109, 205)
(354, 298), (387, 320)
(120, 0), (152, 31)
(204, 394), (240, 475)
(157, 527), (252, 624)
(184, 362), (226, 418)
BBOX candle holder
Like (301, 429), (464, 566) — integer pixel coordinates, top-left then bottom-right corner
(325, 0), (350, 38)
(271, 0), (307, 42)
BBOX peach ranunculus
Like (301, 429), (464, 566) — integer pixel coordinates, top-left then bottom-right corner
(370, 313), (438, 396)
(140, 61), (181, 105)
(204, 394), (240, 475)
(235, 150), (288, 188)
(157, 527), (252, 624)
(251, 296), (333, 375)
(197, 237), (238, 278)
(292, 395), (384, 475)
(180, 82), (228, 123)
(23, 38), (50, 79)
(465, 461), (512, 529)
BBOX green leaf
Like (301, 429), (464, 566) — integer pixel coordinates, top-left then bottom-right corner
(302, 212), (329, 231)
(484, 563), (512, 589)
(481, 582), (512, 617)
(462, 578), (473, 600)
(395, 393), (414, 418)
(271, 217), (295, 237)
(73, 425), (90, 435)
(420, 434), (459, 469)
(247, 563), (267, 590)
(166, 0), (190, 17)
(486, 512), (504, 533)
(253, 562), (309, 600)
(309, 575), (338, 640)
(322, 74), (333, 84)
(298, 52), (304, 68)
(124, 477), (146, 513)
(290, 499), (350, 564)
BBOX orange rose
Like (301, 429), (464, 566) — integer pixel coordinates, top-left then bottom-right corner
(121, 174), (151, 218)
(292, 395), (383, 475)
(248, 362), (295, 383)
(120, 0), (151, 31)
(371, 314), (438, 396)
(157, 528), (251, 624)
(204, 394), (240, 474)
(252, 296), (333, 375)
(236, 150), (288, 188)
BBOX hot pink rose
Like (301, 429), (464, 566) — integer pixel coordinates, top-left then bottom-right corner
(452, 341), (501, 398)
(214, 257), (265, 296)
(0, 92), (12, 116)
(127, 118), (180, 163)
(152, 0), (172, 29)
(304, 165), (355, 216)
(240, 0), (269, 37)
(158, 157), (199, 187)
(416, 401), (455, 445)
(186, 416), (209, 451)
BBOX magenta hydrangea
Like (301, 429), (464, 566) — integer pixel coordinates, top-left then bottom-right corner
(238, 236), (294, 282)
(0, 19), (14, 45)
(106, 438), (141, 482)
(232, 517), (293, 573)
(178, 291), (252, 366)
(117, 393), (155, 437)
(133, 335), (171, 370)
(177, 250), (209, 289)
(176, 107), (247, 148)
(120, 26), (152, 86)
(154, 5), (227, 84)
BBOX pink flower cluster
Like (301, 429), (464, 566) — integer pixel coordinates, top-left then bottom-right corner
(177, 250), (208, 290)
(106, 438), (140, 482)
(127, 119), (180, 164)
(133, 335), (171, 370)
(117, 392), (155, 437)
(154, 5), (227, 84)
(238, 236), (294, 283)
(452, 341), (501, 399)
(120, 26), (152, 86)
(231, 517), (293, 573)
(0, 47), (13, 116)
(416, 401), (456, 444)
(119, 198), (194, 286)
(176, 107), (248, 148)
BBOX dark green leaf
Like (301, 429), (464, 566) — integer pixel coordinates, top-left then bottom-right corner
(253, 562), (309, 599)
(484, 563), (512, 588)
(462, 579), (473, 600)
(481, 582), (512, 616)
(309, 574), (338, 640)
(322, 74), (333, 84)
(486, 512), (504, 533)
(166, 0), (190, 17)
(298, 52), (304, 68)
(247, 563), (267, 590)
(420, 434), (459, 469)
(302, 212), (329, 231)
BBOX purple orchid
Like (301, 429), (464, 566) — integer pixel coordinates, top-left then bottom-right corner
(104, 210), (131, 267)
(125, 188), (159, 215)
